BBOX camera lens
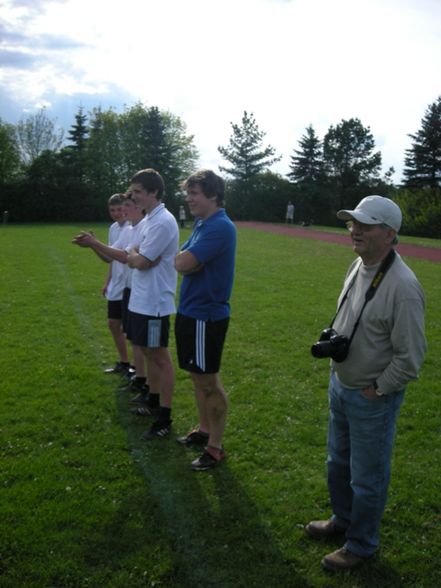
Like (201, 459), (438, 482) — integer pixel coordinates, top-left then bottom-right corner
(311, 341), (332, 358)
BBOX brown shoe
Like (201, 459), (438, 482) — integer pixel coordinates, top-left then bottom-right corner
(305, 519), (346, 539)
(321, 547), (370, 572)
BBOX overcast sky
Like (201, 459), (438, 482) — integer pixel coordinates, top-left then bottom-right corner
(1, 0), (440, 181)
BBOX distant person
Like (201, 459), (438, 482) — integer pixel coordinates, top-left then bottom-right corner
(174, 169), (237, 471)
(74, 193), (130, 376)
(126, 168), (179, 440)
(306, 196), (426, 571)
(286, 201), (294, 224)
(179, 204), (186, 228)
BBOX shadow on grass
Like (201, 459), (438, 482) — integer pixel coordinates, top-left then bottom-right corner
(80, 388), (407, 588)
(112, 391), (311, 588)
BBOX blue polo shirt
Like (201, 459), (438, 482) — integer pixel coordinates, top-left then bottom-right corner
(178, 209), (236, 321)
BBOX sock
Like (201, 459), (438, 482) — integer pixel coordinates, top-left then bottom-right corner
(148, 393), (160, 408)
(206, 446), (224, 460)
(158, 406), (171, 424)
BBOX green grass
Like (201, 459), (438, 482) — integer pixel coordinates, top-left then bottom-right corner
(0, 223), (440, 587)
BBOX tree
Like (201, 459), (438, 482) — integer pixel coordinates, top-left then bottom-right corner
(403, 96), (441, 190)
(288, 124), (323, 183)
(225, 171), (294, 221)
(15, 108), (64, 165)
(64, 106), (89, 180)
(119, 104), (198, 210)
(25, 150), (68, 221)
(323, 118), (382, 210)
(86, 107), (124, 197)
(66, 106), (88, 152)
(218, 111), (281, 184)
(0, 119), (21, 182)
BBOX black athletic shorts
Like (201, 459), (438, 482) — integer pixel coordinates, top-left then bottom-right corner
(175, 313), (229, 374)
(107, 299), (123, 320)
(126, 310), (170, 348)
(121, 288), (131, 333)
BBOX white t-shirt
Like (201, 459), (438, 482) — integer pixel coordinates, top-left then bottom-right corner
(128, 203), (179, 317)
(113, 217), (147, 289)
(105, 221), (128, 301)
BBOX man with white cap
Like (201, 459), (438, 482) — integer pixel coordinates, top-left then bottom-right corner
(306, 195), (427, 571)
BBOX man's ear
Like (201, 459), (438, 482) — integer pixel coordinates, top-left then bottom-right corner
(385, 228), (397, 244)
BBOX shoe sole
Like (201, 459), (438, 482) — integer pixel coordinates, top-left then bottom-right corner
(305, 524), (346, 540)
(191, 456), (225, 471)
(321, 555), (370, 572)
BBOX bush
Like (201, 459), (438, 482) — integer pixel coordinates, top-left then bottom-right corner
(394, 187), (441, 238)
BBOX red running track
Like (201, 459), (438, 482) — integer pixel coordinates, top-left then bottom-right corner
(236, 222), (441, 264)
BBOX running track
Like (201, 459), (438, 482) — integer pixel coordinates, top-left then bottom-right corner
(236, 222), (441, 264)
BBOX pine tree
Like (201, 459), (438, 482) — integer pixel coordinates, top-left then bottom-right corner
(288, 125), (323, 183)
(218, 111), (281, 183)
(67, 107), (88, 150)
(403, 96), (441, 189)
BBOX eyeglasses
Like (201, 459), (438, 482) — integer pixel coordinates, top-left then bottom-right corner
(346, 220), (378, 232)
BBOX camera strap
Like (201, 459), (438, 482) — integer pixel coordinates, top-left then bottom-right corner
(330, 249), (396, 345)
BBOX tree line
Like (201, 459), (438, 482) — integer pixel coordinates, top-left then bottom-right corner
(1, 97), (440, 236)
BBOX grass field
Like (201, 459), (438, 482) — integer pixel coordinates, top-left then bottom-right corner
(0, 223), (440, 588)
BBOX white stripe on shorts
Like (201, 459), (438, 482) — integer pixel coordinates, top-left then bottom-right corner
(147, 319), (162, 348)
(195, 320), (206, 371)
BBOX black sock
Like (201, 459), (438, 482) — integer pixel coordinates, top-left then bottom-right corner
(158, 406), (171, 423)
(148, 393), (160, 408)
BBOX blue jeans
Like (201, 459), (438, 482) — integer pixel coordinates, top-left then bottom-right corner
(327, 370), (404, 557)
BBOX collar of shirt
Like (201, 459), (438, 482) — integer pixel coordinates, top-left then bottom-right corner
(147, 202), (165, 220)
(195, 208), (225, 228)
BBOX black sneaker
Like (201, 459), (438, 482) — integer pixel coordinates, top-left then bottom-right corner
(191, 448), (225, 471)
(104, 362), (130, 374)
(129, 391), (150, 405)
(120, 378), (149, 393)
(129, 405), (160, 417)
(177, 429), (209, 446)
(141, 420), (172, 441)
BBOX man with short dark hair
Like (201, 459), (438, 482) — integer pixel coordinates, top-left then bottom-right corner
(306, 195), (427, 571)
(126, 169), (179, 440)
(175, 169), (236, 471)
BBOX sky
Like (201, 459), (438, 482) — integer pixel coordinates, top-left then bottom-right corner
(1, 0), (441, 182)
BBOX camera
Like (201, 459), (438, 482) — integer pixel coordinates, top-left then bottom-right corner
(310, 328), (350, 363)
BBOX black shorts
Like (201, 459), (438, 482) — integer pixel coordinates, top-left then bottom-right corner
(175, 313), (229, 374)
(126, 311), (170, 348)
(107, 299), (123, 320)
(121, 288), (131, 333)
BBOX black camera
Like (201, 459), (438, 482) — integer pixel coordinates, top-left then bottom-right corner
(310, 328), (350, 363)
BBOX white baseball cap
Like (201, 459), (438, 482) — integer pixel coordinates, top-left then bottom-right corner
(337, 195), (402, 232)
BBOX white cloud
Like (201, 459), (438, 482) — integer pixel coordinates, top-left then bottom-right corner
(1, 0), (441, 180)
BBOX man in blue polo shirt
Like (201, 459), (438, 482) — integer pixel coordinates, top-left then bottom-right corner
(175, 169), (236, 471)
